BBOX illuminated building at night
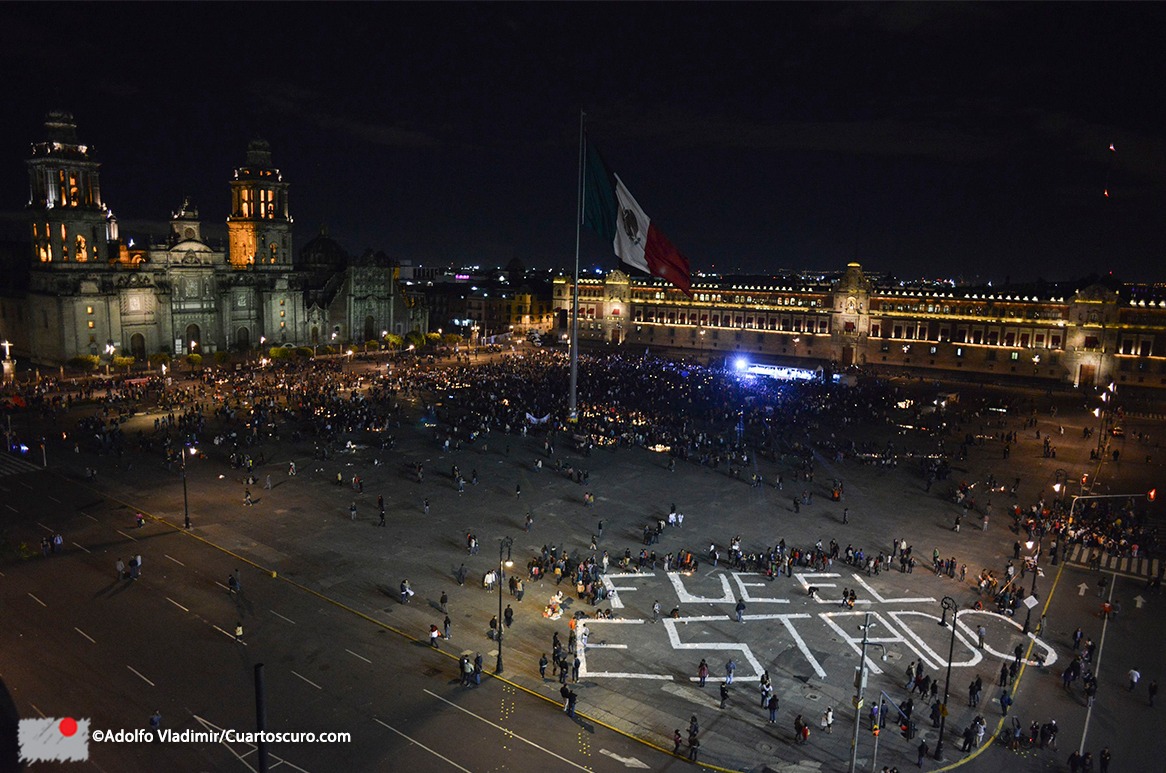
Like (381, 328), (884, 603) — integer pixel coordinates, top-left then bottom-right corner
(555, 262), (1166, 390)
(0, 112), (426, 365)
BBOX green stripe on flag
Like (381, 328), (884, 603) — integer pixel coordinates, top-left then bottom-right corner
(583, 143), (617, 240)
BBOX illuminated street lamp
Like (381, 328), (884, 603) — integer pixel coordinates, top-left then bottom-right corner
(495, 536), (514, 673)
(181, 445), (198, 529)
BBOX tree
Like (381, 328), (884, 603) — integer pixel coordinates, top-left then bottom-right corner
(112, 355), (135, 372)
(268, 346), (291, 361)
(384, 333), (404, 351)
(184, 353), (202, 371)
(213, 351), (230, 366)
(148, 352), (171, 369)
(404, 330), (426, 350)
(68, 355), (100, 373)
(442, 333), (463, 346)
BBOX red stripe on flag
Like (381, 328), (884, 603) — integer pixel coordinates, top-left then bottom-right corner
(645, 224), (692, 296)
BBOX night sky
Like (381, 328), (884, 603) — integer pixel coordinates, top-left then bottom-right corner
(1, 3), (1164, 283)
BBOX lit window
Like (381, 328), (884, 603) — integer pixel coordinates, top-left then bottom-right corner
(87, 321), (95, 329)
(86, 306), (94, 315)
(280, 311), (285, 318)
(280, 321), (285, 329)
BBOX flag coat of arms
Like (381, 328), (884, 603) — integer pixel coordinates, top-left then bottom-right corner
(583, 144), (692, 296)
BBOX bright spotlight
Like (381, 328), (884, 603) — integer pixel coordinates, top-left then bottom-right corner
(733, 357), (748, 371)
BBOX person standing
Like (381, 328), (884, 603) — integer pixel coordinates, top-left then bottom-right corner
(917, 739), (929, 767)
(1128, 667), (1141, 691)
(767, 694), (779, 723)
(149, 710), (161, 740)
(349, 501), (357, 521)
(725, 658), (736, 685)
(443, 614), (452, 641)
(440, 591), (449, 614)
(719, 682), (729, 709)
(116, 558), (125, 580)
(652, 600), (660, 622)
(539, 654), (548, 679)
(1148, 679), (1158, 707)
(1099, 746), (1112, 773)
(429, 624), (441, 648)
(672, 729), (682, 755)
(572, 655), (581, 682)
(821, 706), (834, 733)
(735, 597), (747, 623)
(698, 659), (709, 687)
(977, 625), (987, 649)
(235, 622), (244, 642)
(1000, 689), (1012, 716)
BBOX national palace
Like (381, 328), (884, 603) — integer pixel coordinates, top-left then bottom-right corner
(554, 263), (1166, 391)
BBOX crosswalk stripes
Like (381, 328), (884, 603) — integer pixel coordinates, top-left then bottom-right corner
(1066, 543), (1162, 581)
(0, 453), (42, 477)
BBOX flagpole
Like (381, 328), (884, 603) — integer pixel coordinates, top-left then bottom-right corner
(568, 110), (585, 423)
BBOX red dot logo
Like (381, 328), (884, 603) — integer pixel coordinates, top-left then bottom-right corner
(58, 718), (78, 737)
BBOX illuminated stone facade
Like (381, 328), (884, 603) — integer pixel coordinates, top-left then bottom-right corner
(0, 113), (426, 365)
(555, 263), (1166, 390)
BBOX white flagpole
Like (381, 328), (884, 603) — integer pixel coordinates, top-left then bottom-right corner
(568, 111), (585, 422)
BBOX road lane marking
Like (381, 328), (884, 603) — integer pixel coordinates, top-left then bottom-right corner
(291, 670), (322, 690)
(271, 610), (297, 625)
(346, 649), (372, 664)
(423, 689), (593, 771)
(214, 581), (230, 591)
(36, 522), (52, 532)
(127, 666), (155, 687)
(373, 718), (473, 772)
(212, 625), (247, 645)
(5, 505), (15, 512)
(74, 627), (95, 644)
(48, 496), (61, 504)
(18, 481), (32, 490)
(28, 593), (46, 607)
(165, 554), (185, 567)
(167, 597), (189, 612)
(116, 530), (138, 542)
(29, 703), (45, 718)
(83, 513), (98, 522)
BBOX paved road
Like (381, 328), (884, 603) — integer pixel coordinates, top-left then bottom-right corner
(1, 364), (1164, 772)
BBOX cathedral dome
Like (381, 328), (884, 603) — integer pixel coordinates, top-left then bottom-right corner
(298, 226), (348, 270)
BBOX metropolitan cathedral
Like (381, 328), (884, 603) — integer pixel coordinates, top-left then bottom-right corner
(0, 112), (426, 365)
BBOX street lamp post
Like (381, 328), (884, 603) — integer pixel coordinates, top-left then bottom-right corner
(495, 536), (514, 673)
(848, 612), (877, 773)
(181, 445), (197, 529)
(934, 596), (959, 760)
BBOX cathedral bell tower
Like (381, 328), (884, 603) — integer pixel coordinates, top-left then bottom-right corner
(26, 111), (119, 267)
(226, 139), (292, 268)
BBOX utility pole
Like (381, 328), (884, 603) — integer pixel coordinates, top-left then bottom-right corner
(848, 612), (874, 773)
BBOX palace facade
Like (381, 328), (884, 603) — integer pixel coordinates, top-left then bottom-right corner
(554, 263), (1166, 390)
(0, 112), (427, 366)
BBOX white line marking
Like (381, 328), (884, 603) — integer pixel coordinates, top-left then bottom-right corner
(291, 670), (323, 690)
(29, 703), (45, 718)
(1080, 571), (1117, 754)
(71, 542), (90, 553)
(167, 597), (189, 612)
(424, 689), (593, 771)
(271, 610), (297, 625)
(116, 529), (137, 542)
(36, 522), (52, 533)
(28, 593), (46, 607)
(5, 505), (16, 512)
(48, 496), (61, 504)
(127, 665), (155, 687)
(373, 718), (473, 772)
(212, 625), (246, 645)
(18, 481), (32, 490)
(165, 554), (185, 567)
(214, 581), (230, 591)
(83, 513), (98, 522)
(74, 627), (95, 644)
(346, 649), (372, 663)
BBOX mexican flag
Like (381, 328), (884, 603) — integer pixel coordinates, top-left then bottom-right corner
(583, 144), (692, 296)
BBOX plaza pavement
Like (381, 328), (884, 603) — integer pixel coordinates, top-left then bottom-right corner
(12, 363), (1166, 772)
